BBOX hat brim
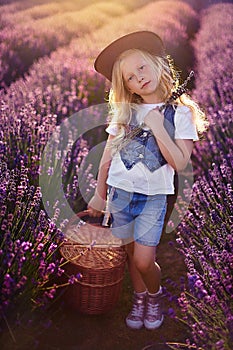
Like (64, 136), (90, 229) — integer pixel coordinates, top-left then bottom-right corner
(94, 31), (165, 82)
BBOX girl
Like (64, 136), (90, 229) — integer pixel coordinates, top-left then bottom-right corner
(88, 31), (206, 330)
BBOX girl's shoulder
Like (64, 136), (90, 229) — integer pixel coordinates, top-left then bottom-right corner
(174, 104), (194, 124)
(174, 103), (196, 128)
(174, 103), (192, 115)
(173, 103), (199, 140)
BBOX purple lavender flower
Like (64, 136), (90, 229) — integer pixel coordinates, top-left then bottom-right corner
(0, 161), (68, 318)
(172, 4), (233, 349)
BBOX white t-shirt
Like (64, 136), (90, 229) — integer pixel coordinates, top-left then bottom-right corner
(105, 103), (199, 195)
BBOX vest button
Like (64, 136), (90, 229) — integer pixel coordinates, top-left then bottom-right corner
(138, 153), (144, 158)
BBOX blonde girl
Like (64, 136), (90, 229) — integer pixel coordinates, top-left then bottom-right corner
(88, 31), (206, 330)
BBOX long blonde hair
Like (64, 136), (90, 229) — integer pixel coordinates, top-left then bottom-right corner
(108, 49), (207, 150)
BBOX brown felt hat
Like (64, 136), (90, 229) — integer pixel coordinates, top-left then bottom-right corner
(94, 31), (165, 82)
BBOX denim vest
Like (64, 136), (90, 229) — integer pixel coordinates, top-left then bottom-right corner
(120, 104), (176, 172)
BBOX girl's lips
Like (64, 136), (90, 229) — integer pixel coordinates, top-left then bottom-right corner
(141, 81), (150, 89)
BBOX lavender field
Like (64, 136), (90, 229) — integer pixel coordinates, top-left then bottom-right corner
(0, 1), (232, 350)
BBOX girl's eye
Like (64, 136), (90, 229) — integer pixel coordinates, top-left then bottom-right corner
(128, 76), (133, 82)
(139, 65), (145, 70)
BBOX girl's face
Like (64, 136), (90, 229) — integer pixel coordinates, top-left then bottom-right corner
(121, 51), (163, 104)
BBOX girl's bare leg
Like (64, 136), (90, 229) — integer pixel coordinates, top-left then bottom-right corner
(125, 242), (162, 330)
(125, 242), (147, 293)
(126, 242), (161, 294)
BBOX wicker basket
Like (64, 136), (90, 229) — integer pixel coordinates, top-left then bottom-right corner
(60, 211), (127, 314)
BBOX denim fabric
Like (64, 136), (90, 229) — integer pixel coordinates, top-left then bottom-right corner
(120, 104), (176, 172)
(108, 186), (167, 246)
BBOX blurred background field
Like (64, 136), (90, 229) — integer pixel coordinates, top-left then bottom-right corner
(0, 1), (232, 349)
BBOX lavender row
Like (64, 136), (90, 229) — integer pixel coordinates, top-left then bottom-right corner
(3, 0), (199, 105)
(0, 0), (158, 90)
(0, 1), (129, 90)
(0, 0), (153, 20)
(192, 104), (233, 178)
(0, 63), (108, 178)
(192, 2), (233, 175)
(173, 4), (233, 349)
(0, 129), (99, 328)
(173, 156), (233, 350)
(0, 160), (67, 318)
(192, 3), (233, 110)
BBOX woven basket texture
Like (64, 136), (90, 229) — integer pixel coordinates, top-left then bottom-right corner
(60, 213), (127, 314)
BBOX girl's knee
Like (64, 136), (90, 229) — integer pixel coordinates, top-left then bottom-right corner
(133, 257), (153, 274)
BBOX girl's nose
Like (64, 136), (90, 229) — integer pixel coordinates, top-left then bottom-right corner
(138, 75), (144, 83)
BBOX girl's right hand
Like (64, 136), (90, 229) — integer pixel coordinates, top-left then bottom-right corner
(87, 193), (106, 217)
(144, 108), (164, 133)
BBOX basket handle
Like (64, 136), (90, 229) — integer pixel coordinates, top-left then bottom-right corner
(77, 210), (111, 227)
(66, 210), (110, 230)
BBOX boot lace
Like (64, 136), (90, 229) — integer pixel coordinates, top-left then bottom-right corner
(146, 301), (159, 317)
(129, 294), (145, 319)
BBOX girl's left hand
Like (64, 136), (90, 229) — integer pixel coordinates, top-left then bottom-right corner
(87, 193), (106, 217)
(144, 108), (164, 133)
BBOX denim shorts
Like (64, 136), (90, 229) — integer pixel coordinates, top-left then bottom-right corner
(108, 186), (167, 246)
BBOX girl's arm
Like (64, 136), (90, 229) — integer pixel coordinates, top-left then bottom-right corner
(144, 109), (194, 172)
(87, 134), (114, 216)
